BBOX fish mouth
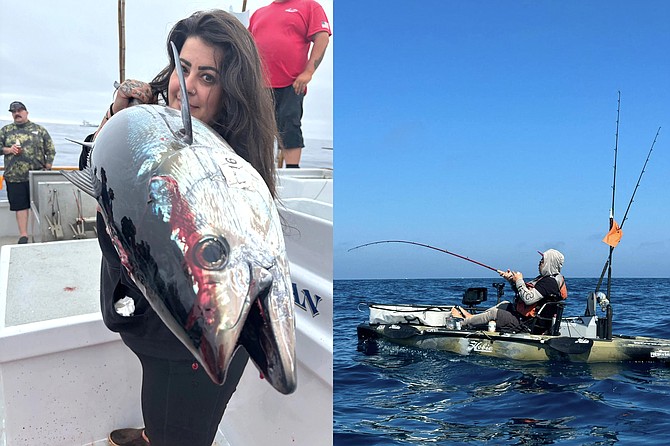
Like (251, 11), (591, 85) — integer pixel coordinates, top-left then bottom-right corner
(238, 272), (297, 395)
(192, 263), (296, 395)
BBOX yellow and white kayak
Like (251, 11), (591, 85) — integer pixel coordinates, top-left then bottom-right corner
(357, 299), (670, 363)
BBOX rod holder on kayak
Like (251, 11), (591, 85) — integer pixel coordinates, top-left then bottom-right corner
(492, 282), (505, 304)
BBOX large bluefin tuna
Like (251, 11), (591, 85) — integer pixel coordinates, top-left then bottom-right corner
(63, 45), (296, 395)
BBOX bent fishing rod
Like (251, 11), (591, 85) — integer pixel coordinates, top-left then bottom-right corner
(595, 125), (661, 294)
(348, 240), (502, 273)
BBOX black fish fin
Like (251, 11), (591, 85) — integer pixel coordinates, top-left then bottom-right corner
(170, 40), (193, 145)
(61, 168), (101, 199)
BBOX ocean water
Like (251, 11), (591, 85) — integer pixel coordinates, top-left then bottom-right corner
(334, 278), (670, 445)
(0, 119), (333, 201)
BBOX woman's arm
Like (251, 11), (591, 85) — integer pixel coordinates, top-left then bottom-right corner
(79, 80), (155, 170)
(94, 80), (155, 138)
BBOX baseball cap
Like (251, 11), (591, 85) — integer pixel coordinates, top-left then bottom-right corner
(8, 101), (27, 112)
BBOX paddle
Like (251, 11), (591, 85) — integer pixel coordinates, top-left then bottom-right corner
(546, 337), (593, 355)
(382, 324), (421, 340)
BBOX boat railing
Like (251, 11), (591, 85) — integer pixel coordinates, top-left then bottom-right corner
(2, 167), (98, 244)
(26, 169), (98, 243)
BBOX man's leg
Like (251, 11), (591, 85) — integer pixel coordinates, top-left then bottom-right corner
(274, 86), (305, 168)
(282, 148), (303, 167)
(7, 181), (30, 242)
(16, 209), (29, 237)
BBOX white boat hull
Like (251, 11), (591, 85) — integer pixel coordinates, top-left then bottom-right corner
(0, 169), (333, 446)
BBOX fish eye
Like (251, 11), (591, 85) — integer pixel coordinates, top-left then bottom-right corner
(193, 236), (229, 270)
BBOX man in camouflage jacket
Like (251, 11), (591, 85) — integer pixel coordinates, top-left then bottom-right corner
(1, 101), (55, 243)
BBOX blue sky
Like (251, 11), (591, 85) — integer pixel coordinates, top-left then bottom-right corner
(334, 1), (670, 279)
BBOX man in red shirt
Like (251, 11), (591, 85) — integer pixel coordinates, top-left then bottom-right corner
(249, 0), (331, 168)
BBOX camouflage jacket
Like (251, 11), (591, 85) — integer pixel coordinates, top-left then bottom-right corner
(0, 121), (55, 182)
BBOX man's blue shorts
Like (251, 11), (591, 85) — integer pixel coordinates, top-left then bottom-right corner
(273, 85), (305, 150)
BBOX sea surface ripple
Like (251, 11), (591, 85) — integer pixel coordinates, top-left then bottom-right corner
(334, 278), (670, 445)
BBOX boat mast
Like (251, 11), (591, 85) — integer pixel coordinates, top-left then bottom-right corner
(118, 0), (126, 83)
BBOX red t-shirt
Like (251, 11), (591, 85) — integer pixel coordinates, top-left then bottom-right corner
(249, 0), (332, 88)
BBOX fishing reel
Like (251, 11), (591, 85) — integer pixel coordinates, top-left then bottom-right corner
(596, 291), (610, 311)
(585, 291), (610, 316)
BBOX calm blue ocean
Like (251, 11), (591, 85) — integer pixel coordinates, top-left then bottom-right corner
(334, 278), (670, 445)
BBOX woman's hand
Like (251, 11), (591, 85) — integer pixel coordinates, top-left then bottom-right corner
(112, 79), (155, 114)
(95, 79), (155, 139)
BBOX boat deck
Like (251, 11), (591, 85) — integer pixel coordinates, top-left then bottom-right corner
(0, 239), (303, 445)
(0, 235), (20, 248)
(1, 240), (101, 325)
(0, 239), (144, 445)
(0, 165), (333, 445)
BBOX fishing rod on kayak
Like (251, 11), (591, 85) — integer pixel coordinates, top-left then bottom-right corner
(595, 125), (661, 295)
(348, 240), (502, 273)
(597, 92), (621, 301)
(618, 127), (660, 231)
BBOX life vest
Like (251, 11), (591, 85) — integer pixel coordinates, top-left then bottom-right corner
(515, 274), (567, 318)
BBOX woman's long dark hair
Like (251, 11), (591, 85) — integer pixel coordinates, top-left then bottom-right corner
(150, 10), (277, 196)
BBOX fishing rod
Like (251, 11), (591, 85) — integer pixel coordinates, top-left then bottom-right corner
(348, 240), (501, 273)
(595, 125), (662, 294)
(619, 126), (660, 229)
(596, 92), (621, 298)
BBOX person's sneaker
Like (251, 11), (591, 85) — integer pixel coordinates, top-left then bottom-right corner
(108, 428), (149, 446)
(18, 236), (28, 244)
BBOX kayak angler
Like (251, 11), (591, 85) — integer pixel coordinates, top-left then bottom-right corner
(453, 249), (567, 332)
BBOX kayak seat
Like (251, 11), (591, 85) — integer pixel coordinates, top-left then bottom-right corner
(524, 301), (565, 335)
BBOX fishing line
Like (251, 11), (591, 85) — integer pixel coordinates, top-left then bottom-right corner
(348, 240), (501, 272)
